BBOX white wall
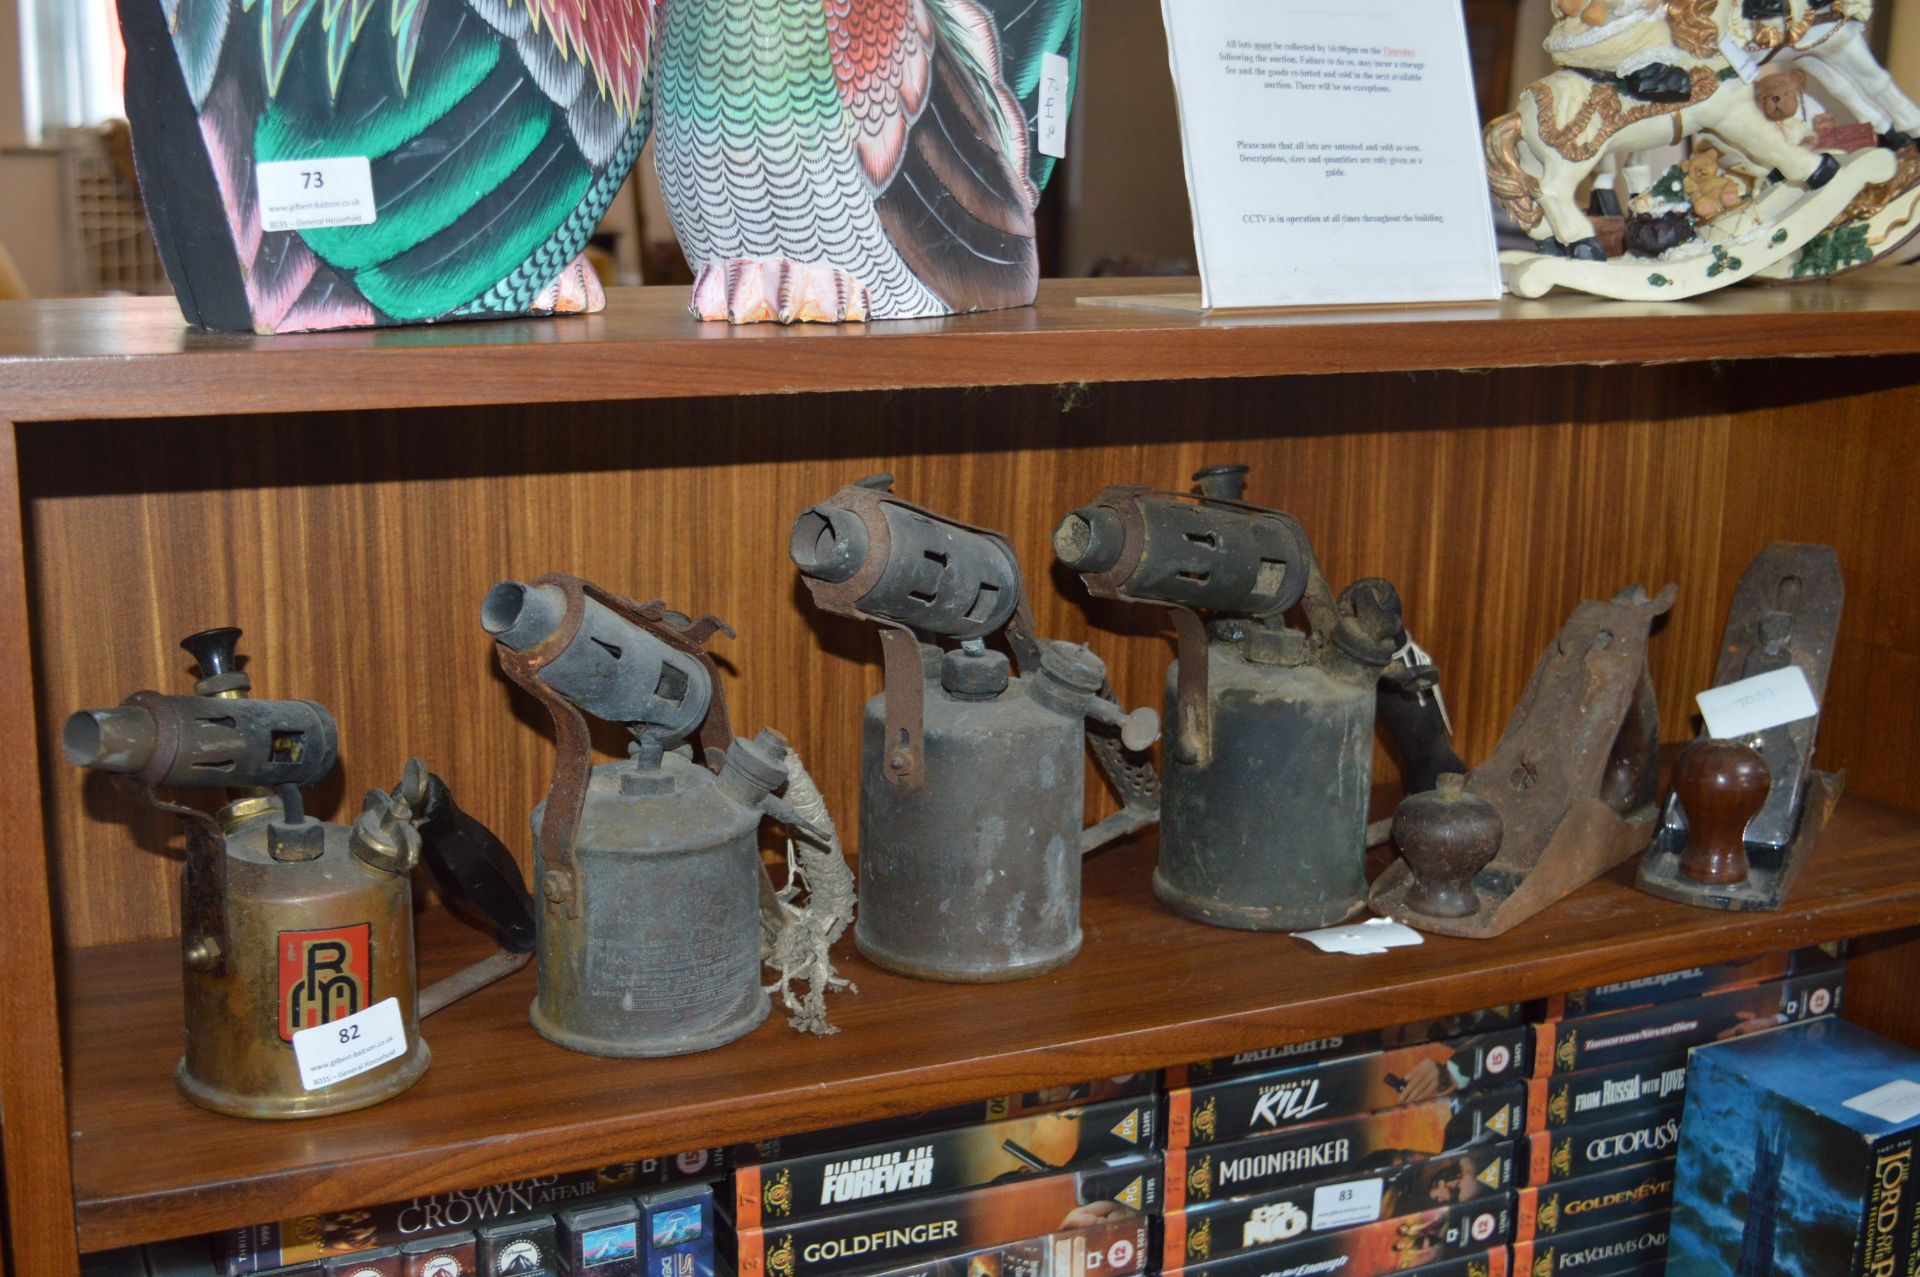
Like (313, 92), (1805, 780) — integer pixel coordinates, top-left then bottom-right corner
(0, 0), (72, 297)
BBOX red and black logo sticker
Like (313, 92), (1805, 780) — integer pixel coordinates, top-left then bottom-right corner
(278, 923), (371, 1042)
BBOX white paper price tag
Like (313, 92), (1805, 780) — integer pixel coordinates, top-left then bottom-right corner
(1845, 1079), (1920, 1125)
(256, 156), (377, 233)
(1038, 53), (1072, 160)
(1292, 916), (1425, 956)
(1696, 666), (1819, 740)
(1311, 1177), (1384, 1230)
(292, 996), (407, 1092)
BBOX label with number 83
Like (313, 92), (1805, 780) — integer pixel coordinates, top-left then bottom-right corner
(291, 996), (407, 1091)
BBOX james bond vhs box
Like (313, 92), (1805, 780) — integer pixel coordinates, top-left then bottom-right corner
(1161, 1142), (1516, 1269)
(1169, 1028), (1529, 1148)
(1161, 1196), (1513, 1277)
(736, 1077), (1158, 1164)
(1526, 1106), (1684, 1186)
(733, 1096), (1156, 1228)
(1167, 1086), (1525, 1206)
(1169, 1007), (1528, 1088)
(1515, 1158), (1675, 1243)
(1533, 943), (1844, 1022)
(844, 1213), (1148, 1277)
(1511, 1209), (1670, 1276)
(1526, 1055), (1689, 1130)
(730, 1156), (1160, 1277)
(1530, 970), (1844, 1077)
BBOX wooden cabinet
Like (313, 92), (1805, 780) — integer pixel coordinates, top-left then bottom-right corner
(6, 277), (1920, 1272)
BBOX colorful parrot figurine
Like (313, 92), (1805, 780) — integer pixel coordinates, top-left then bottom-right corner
(121, 0), (655, 333)
(653, 0), (1081, 323)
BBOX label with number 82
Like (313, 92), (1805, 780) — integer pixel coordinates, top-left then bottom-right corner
(291, 996), (407, 1091)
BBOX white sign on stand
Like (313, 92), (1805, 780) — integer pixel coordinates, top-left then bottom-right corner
(1158, 0), (1501, 310)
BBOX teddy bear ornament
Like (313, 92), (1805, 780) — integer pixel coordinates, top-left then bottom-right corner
(1487, 0), (1920, 300)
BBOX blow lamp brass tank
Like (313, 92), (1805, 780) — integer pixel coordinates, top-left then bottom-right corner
(63, 628), (430, 1119)
(791, 477), (1161, 983)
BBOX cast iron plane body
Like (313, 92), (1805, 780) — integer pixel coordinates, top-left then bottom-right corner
(1638, 543), (1845, 911)
(1372, 585), (1678, 939)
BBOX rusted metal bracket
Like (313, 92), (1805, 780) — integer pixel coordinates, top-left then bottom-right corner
(494, 573), (736, 918)
(116, 772), (229, 977)
(1372, 583), (1679, 938)
(796, 482), (1031, 790)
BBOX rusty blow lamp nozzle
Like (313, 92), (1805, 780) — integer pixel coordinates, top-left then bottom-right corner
(789, 498), (1024, 640)
(483, 580), (714, 741)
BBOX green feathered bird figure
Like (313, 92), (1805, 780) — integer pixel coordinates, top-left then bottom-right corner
(122, 0), (657, 332)
(653, 0), (1081, 323)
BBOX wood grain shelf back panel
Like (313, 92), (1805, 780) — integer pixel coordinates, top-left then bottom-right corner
(63, 797), (1920, 1251)
(28, 360), (1920, 949)
(11, 277), (1920, 421)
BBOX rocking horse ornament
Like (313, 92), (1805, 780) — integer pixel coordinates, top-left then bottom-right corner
(1487, 0), (1920, 299)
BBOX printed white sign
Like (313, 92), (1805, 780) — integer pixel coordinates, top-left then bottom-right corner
(256, 156), (377, 233)
(1311, 1177), (1385, 1230)
(1038, 53), (1072, 160)
(1159, 0), (1500, 309)
(1292, 916), (1425, 956)
(293, 996), (407, 1092)
(1844, 1079), (1920, 1125)
(1697, 666), (1820, 740)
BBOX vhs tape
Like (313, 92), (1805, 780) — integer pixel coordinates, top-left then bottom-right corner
(731, 1156), (1160, 1277)
(1526, 1106), (1683, 1186)
(738, 1078), (1158, 1163)
(1669, 1018), (1920, 1277)
(1169, 1028), (1529, 1148)
(844, 1213), (1149, 1277)
(1161, 1143), (1516, 1269)
(1525, 1055), (1687, 1131)
(1515, 1159), (1675, 1243)
(1162, 1196), (1513, 1277)
(326, 1247), (401, 1277)
(1168, 1086), (1525, 1206)
(1392, 1257), (1509, 1277)
(733, 1097), (1156, 1228)
(1510, 1210), (1670, 1275)
(1533, 943), (1843, 1022)
(401, 1232), (477, 1277)
(1530, 969), (1844, 1077)
(476, 1215), (558, 1277)
(561, 1201), (640, 1276)
(223, 1162), (719, 1274)
(1168, 1008), (1528, 1088)
(641, 1186), (715, 1277)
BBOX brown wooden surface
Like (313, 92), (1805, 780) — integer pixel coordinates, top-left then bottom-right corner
(12, 276), (1920, 422)
(0, 422), (79, 1276)
(10, 297), (1920, 1265)
(65, 795), (1920, 1250)
(26, 359), (1920, 949)
(1839, 927), (1920, 1045)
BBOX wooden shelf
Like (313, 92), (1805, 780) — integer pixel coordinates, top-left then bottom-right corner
(12, 274), (1920, 422)
(66, 794), (1920, 1251)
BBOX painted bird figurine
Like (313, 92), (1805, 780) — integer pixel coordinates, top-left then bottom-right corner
(121, 0), (656, 332)
(652, 0), (1081, 323)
